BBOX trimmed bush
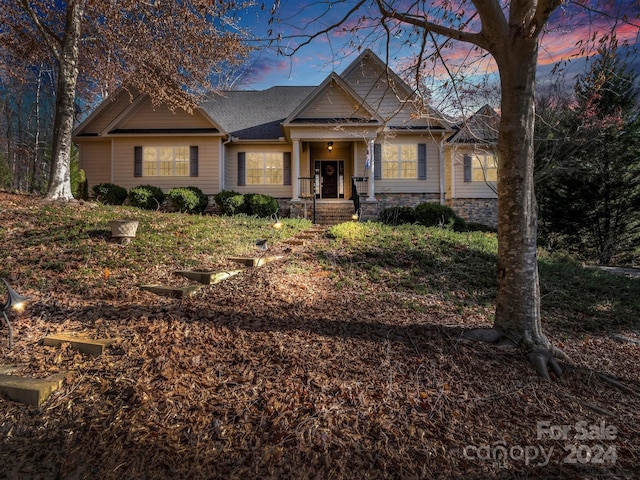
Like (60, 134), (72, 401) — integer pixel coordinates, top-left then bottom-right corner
(246, 193), (279, 218)
(92, 183), (128, 205)
(217, 192), (279, 217)
(167, 186), (209, 214)
(379, 206), (416, 226)
(214, 190), (241, 212)
(129, 185), (166, 210)
(415, 202), (466, 231)
(221, 194), (249, 216)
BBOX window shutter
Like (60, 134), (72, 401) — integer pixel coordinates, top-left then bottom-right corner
(374, 143), (381, 180)
(283, 152), (291, 185)
(463, 155), (472, 182)
(134, 146), (142, 177)
(417, 143), (427, 180)
(237, 152), (246, 186)
(189, 146), (199, 177)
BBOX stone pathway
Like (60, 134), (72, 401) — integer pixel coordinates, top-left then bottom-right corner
(0, 226), (328, 405)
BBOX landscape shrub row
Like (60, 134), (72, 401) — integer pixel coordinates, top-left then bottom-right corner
(92, 183), (279, 217)
(378, 202), (493, 232)
(213, 190), (279, 218)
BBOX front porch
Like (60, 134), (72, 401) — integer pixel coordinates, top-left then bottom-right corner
(289, 174), (376, 225)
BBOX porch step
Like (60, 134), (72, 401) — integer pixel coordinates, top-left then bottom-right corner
(300, 203), (356, 225)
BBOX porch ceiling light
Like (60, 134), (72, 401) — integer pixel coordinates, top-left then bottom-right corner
(1, 278), (28, 349)
(327, 142), (333, 152)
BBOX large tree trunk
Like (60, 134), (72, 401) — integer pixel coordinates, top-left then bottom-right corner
(493, 37), (554, 354)
(45, 0), (85, 201)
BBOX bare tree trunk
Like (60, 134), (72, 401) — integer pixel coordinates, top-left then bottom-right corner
(45, 0), (85, 201)
(493, 37), (561, 372)
(30, 66), (43, 194)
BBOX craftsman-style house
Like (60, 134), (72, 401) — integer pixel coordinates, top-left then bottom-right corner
(73, 49), (498, 225)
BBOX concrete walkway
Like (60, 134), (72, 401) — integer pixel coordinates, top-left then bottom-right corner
(592, 265), (640, 279)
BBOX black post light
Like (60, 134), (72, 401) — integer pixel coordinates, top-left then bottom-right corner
(1, 278), (28, 349)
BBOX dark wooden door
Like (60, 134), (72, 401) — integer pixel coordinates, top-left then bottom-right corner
(321, 161), (338, 198)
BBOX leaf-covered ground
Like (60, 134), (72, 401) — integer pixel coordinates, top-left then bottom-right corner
(0, 192), (639, 479)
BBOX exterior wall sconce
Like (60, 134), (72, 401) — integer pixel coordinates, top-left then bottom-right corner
(1, 278), (28, 349)
(327, 142), (333, 152)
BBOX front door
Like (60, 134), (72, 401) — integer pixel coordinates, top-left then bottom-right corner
(321, 161), (338, 198)
(315, 160), (345, 199)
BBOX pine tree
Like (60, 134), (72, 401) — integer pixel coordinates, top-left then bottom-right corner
(537, 39), (640, 264)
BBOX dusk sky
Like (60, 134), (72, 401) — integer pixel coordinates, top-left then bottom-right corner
(232, 1), (640, 92)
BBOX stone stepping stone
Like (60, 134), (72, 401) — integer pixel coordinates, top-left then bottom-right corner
(284, 239), (306, 246)
(173, 269), (244, 285)
(296, 234), (316, 240)
(0, 373), (65, 405)
(140, 284), (203, 298)
(228, 255), (284, 267)
(42, 334), (119, 357)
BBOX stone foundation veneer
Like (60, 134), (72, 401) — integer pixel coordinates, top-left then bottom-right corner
(446, 198), (498, 228)
(358, 193), (440, 222)
(284, 194), (498, 228)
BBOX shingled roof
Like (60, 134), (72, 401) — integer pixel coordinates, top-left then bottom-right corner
(448, 104), (499, 144)
(200, 86), (316, 139)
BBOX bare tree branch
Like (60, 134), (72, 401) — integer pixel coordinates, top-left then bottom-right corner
(19, 0), (63, 63)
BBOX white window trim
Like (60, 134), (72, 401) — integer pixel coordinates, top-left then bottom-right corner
(382, 144), (418, 179)
(246, 152), (285, 185)
(143, 146), (190, 177)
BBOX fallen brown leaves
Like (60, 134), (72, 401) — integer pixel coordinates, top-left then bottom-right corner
(0, 193), (639, 479)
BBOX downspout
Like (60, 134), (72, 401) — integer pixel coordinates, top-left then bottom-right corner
(111, 138), (115, 183)
(220, 135), (231, 192)
(439, 135), (445, 205)
(451, 144), (457, 200)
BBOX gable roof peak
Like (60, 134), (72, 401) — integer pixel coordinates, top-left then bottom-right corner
(284, 71), (382, 125)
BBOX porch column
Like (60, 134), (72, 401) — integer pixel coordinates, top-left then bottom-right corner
(439, 135), (446, 205)
(367, 139), (376, 201)
(292, 140), (300, 201)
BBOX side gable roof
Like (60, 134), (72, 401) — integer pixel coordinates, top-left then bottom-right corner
(73, 87), (225, 138)
(284, 72), (382, 126)
(74, 50), (457, 142)
(448, 104), (500, 143)
(73, 87), (140, 137)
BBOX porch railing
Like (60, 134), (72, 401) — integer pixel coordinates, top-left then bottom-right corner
(351, 176), (368, 214)
(298, 176), (317, 223)
(298, 177), (316, 199)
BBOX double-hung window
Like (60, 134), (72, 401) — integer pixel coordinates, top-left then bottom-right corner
(246, 152), (284, 185)
(374, 143), (427, 180)
(135, 146), (198, 177)
(237, 151), (292, 186)
(464, 154), (497, 182)
(382, 144), (417, 178)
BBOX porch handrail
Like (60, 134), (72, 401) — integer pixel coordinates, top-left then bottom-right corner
(351, 176), (368, 214)
(298, 177), (316, 199)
